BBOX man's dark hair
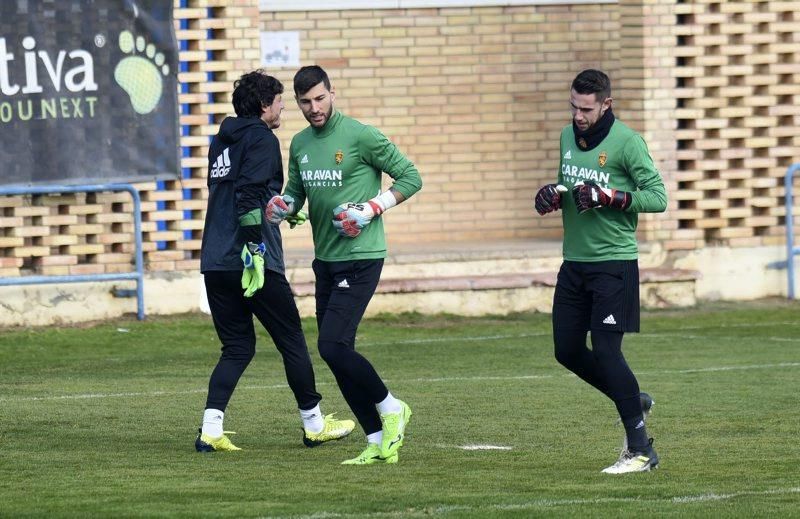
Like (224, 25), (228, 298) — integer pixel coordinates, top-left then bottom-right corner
(571, 69), (611, 101)
(232, 70), (283, 118)
(293, 65), (331, 97)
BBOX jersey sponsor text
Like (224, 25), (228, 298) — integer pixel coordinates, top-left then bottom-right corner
(561, 163), (610, 184)
(301, 169), (343, 187)
(301, 169), (342, 181)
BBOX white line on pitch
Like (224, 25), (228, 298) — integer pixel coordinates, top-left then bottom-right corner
(459, 444), (512, 450)
(361, 332), (549, 347)
(0, 384), (289, 402)
(3, 361), (798, 403)
(358, 325), (800, 348)
(259, 487), (800, 518)
(432, 444), (514, 451)
(657, 362), (800, 374)
(416, 374), (555, 383)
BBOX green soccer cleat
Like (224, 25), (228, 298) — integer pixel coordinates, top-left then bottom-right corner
(302, 413), (356, 448)
(341, 443), (398, 465)
(379, 400), (412, 459)
(195, 429), (241, 452)
(602, 438), (659, 474)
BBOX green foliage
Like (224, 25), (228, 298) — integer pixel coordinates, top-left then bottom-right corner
(1, 301), (799, 517)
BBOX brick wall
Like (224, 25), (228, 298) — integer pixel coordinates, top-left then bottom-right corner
(263, 3), (623, 248)
(617, 0), (679, 246)
(672, 0), (800, 250)
(1, 0), (798, 280)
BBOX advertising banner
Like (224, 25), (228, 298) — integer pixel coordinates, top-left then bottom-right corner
(0, 0), (179, 186)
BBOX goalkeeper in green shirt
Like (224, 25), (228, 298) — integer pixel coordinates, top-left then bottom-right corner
(534, 69), (667, 474)
(267, 66), (422, 465)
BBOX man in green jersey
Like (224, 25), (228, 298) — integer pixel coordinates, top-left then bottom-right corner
(266, 65), (422, 465)
(534, 69), (667, 474)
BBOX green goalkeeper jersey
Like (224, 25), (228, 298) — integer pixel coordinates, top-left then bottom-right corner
(558, 120), (667, 262)
(285, 110), (422, 261)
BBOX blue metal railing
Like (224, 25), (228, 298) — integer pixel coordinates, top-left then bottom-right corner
(786, 164), (800, 299)
(0, 184), (145, 320)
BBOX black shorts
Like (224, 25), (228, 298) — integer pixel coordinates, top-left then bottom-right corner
(312, 258), (384, 344)
(552, 260), (640, 333)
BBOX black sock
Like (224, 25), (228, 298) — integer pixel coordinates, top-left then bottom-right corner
(622, 415), (649, 452)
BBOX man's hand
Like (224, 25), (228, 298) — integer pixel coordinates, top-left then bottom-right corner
(534, 184), (568, 215)
(265, 195), (296, 224)
(572, 181), (632, 213)
(285, 210), (307, 229)
(240, 242), (266, 297)
(332, 201), (382, 238)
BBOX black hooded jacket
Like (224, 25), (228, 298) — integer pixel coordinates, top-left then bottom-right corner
(200, 117), (285, 274)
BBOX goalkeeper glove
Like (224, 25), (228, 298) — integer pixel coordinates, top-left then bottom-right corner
(332, 191), (397, 238)
(285, 210), (307, 229)
(534, 184), (568, 215)
(240, 242), (266, 297)
(572, 180), (631, 213)
(332, 202), (379, 238)
(265, 194), (296, 224)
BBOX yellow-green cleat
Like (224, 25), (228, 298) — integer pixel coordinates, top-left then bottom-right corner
(341, 443), (398, 465)
(302, 413), (356, 447)
(195, 429), (241, 452)
(380, 400), (412, 459)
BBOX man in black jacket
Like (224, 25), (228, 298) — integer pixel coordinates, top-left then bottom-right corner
(196, 70), (354, 452)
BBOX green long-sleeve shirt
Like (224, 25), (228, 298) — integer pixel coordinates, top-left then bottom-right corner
(558, 120), (667, 261)
(285, 110), (422, 261)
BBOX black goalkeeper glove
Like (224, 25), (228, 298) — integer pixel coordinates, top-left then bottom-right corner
(572, 181), (631, 213)
(534, 184), (568, 215)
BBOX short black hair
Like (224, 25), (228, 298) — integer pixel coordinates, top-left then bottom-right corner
(571, 69), (611, 101)
(293, 65), (331, 97)
(232, 70), (283, 118)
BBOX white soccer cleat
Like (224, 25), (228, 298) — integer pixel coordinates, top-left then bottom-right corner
(602, 438), (659, 474)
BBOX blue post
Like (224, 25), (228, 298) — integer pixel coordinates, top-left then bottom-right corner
(786, 164), (800, 299)
(131, 186), (145, 320)
(0, 184), (146, 320)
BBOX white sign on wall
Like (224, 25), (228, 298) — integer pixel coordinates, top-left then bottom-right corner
(260, 31), (300, 68)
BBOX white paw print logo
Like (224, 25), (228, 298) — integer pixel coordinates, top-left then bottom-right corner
(114, 30), (169, 115)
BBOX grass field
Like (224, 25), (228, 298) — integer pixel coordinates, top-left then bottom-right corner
(1, 299), (799, 517)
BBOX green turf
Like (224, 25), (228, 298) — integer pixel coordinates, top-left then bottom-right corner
(1, 299), (799, 517)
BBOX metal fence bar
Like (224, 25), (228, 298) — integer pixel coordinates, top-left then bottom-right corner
(0, 184), (145, 320)
(786, 164), (800, 300)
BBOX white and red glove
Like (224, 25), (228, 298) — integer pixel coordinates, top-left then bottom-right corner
(572, 181), (631, 213)
(332, 191), (397, 238)
(265, 194), (296, 224)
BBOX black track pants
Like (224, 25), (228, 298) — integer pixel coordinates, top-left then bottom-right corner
(313, 259), (388, 436)
(203, 269), (321, 412)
